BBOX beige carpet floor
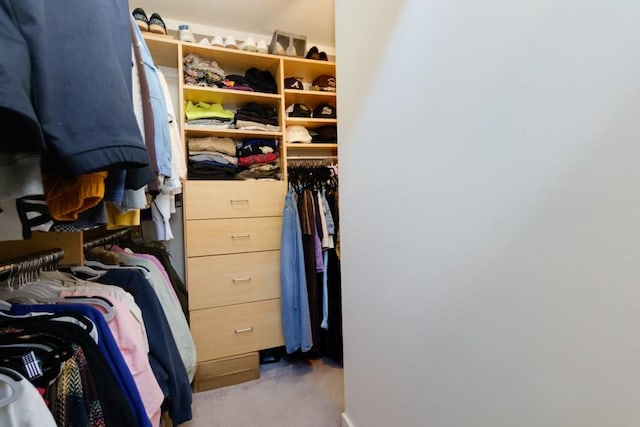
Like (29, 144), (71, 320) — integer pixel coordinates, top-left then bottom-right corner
(182, 356), (344, 427)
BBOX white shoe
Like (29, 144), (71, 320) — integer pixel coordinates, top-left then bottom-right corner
(241, 37), (257, 52)
(286, 45), (297, 56)
(224, 35), (238, 49)
(256, 39), (269, 54)
(198, 37), (210, 46)
(210, 35), (224, 47)
(274, 41), (286, 55)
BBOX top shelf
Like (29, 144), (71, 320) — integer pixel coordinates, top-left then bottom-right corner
(182, 43), (281, 74)
(141, 32), (336, 79)
(142, 32), (180, 68)
(282, 56), (336, 82)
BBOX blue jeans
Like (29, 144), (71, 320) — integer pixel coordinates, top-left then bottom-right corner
(280, 190), (313, 353)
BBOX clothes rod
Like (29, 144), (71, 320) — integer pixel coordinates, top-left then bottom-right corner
(0, 248), (65, 283)
(83, 228), (131, 251)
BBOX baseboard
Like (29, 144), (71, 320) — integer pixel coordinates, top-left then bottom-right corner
(341, 412), (355, 427)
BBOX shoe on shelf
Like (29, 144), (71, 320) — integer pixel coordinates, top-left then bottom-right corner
(319, 51), (328, 61)
(224, 35), (238, 49)
(210, 35), (224, 47)
(256, 39), (269, 54)
(132, 8), (149, 32)
(274, 41), (286, 55)
(286, 45), (297, 56)
(305, 46), (320, 60)
(198, 37), (210, 46)
(240, 37), (257, 52)
(148, 13), (167, 35)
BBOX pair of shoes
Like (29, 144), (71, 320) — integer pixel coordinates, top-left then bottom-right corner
(210, 35), (224, 47)
(305, 46), (328, 61)
(256, 39), (269, 54)
(210, 35), (237, 49)
(213, 35), (238, 49)
(132, 8), (167, 35)
(224, 36), (237, 49)
(239, 37), (257, 52)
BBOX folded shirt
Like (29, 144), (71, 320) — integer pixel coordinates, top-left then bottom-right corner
(189, 152), (238, 166)
(187, 136), (237, 156)
(185, 101), (235, 121)
(235, 120), (280, 132)
(238, 152), (279, 167)
(186, 118), (234, 128)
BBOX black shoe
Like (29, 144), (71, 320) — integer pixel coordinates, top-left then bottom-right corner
(149, 13), (167, 35)
(305, 46), (320, 60)
(319, 51), (328, 61)
(132, 8), (149, 32)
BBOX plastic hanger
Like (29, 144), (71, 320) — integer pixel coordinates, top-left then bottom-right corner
(84, 259), (152, 280)
(0, 368), (24, 408)
(68, 265), (106, 280)
(43, 296), (115, 322)
(0, 290), (115, 322)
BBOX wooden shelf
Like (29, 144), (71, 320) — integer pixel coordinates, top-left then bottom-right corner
(282, 56), (336, 83)
(286, 143), (337, 149)
(283, 89), (336, 106)
(285, 117), (337, 128)
(142, 32), (180, 68)
(182, 43), (281, 75)
(184, 85), (281, 108)
(184, 126), (282, 139)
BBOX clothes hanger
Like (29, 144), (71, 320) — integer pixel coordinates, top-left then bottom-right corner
(67, 264), (107, 280)
(0, 288), (115, 322)
(40, 296), (115, 322)
(0, 368), (24, 408)
(0, 331), (71, 388)
(84, 259), (152, 280)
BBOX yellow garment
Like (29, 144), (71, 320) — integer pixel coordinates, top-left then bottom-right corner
(185, 101), (235, 120)
(105, 201), (140, 230)
(43, 171), (107, 221)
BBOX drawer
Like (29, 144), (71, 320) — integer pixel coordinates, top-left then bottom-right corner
(184, 180), (286, 220)
(188, 251), (281, 309)
(193, 352), (259, 392)
(191, 299), (284, 361)
(186, 217), (282, 257)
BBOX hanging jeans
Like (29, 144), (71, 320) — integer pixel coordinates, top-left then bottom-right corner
(280, 190), (313, 353)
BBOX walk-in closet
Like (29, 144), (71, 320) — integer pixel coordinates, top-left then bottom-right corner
(0, 1), (342, 426)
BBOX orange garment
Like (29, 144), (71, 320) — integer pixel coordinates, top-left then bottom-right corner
(42, 171), (108, 221)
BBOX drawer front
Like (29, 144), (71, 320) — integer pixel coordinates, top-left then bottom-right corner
(186, 217), (282, 257)
(191, 299), (284, 361)
(188, 251), (281, 310)
(184, 180), (286, 220)
(193, 352), (259, 392)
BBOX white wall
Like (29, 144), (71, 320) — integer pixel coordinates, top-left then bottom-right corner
(336, 1), (640, 426)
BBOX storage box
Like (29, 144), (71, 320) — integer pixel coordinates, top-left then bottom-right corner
(270, 29), (306, 57)
(193, 352), (260, 392)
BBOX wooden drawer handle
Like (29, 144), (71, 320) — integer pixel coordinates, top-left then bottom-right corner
(230, 199), (249, 204)
(235, 327), (254, 334)
(232, 277), (252, 284)
(231, 234), (251, 239)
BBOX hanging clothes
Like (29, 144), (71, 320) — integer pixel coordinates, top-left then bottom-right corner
(0, 368), (57, 427)
(280, 189), (313, 354)
(282, 164), (343, 362)
(8, 303), (152, 427)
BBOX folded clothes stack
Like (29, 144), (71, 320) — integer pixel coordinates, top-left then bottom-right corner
(187, 136), (238, 180)
(234, 103), (279, 132)
(235, 139), (281, 180)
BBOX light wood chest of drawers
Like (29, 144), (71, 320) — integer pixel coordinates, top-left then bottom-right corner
(184, 180), (286, 389)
